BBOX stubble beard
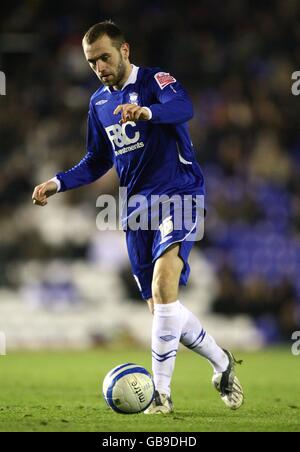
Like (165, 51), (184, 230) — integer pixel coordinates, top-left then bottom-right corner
(103, 54), (127, 89)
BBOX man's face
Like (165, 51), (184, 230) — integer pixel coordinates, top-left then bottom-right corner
(83, 34), (129, 87)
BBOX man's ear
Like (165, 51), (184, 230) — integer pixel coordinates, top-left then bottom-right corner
(121, 42), (130, 60)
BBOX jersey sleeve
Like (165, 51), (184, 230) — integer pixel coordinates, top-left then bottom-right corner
(147, 70), (193, 125)
(55, 103), (114, 192)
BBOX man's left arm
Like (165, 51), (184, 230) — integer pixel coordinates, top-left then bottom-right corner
(146, 71), (193, 124)
(114, 71), (193, 125)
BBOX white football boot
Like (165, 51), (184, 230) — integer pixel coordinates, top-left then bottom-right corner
(144, 390), (174, 414)
(212, 349), (244, 410)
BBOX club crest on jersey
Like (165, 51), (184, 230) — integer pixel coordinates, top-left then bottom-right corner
(154, 72), (176, 90)
(128, 92), (139, 105)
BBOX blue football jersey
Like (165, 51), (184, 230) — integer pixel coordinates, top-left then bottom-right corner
(56, 65), (205, 222)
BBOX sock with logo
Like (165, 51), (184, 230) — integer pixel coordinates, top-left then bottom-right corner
(151, 300), (182, 396)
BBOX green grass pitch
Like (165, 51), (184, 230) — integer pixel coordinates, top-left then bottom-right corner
(0, 346), (299, 432)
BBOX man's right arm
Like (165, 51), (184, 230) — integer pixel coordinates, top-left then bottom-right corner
(56, 103), (113, 192)
(32, 104), (113, 206)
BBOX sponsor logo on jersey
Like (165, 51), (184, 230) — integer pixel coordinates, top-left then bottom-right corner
(105, 122), (140, 149)
(105, 122), (144, 156)
(154, 72), (176, 90)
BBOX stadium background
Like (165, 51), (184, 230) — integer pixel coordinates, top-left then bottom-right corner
(0, 0), (300, 352)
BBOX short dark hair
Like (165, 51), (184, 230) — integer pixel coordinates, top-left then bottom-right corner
(83, 20), (126, 49)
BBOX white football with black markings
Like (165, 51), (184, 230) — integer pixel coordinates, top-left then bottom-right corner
(102, 363), (155, 414)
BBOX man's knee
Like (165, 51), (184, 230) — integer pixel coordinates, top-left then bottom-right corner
(152, 264), (182, 303)
(151, 245), (183, 304)
(152, 271), (173, 303)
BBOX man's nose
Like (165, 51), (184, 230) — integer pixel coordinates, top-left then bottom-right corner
(95, 60), (105, 75)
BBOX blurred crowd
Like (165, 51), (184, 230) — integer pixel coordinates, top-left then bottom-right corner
(1, 0), (300, 342)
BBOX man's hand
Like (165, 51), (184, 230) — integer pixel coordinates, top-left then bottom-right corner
(32, 180), (58, 207)
(113, 104), (150, 124)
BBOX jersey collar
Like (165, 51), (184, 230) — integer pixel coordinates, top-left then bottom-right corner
(104, 65), (139, 92)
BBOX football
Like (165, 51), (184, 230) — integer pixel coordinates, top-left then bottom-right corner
(102, 363), (155, 414)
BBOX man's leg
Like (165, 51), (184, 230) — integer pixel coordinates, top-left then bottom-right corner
(144, 244), (183, 414)
(146, 245), (243, 411)
(147, 241), (228, 380)
(150, 244), (183, 396)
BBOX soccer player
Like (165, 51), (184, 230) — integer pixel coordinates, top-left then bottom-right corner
(32, 21), (244, 413)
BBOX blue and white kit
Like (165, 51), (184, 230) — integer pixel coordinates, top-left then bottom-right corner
(54, 65), (205, 299)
